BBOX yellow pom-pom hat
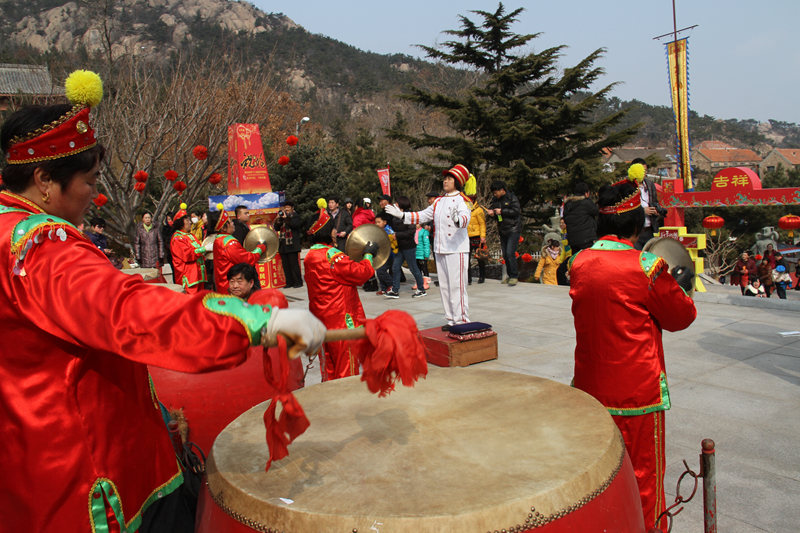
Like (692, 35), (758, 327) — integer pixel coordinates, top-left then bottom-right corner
(308, 198), (332, 235)
(174, 202), (189, 221)
(627, 163), (646, 183)
(6, 69), (104, 165)
(213, 202), (230, 231)
(316, 198), (328, 210)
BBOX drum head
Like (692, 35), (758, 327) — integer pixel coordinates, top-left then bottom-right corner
(206, 368), (625, 532)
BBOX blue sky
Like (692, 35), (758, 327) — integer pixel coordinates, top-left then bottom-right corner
(252, 0), (800, 124)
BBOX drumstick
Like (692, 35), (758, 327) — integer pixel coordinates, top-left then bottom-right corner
(264, 328), (368, 358)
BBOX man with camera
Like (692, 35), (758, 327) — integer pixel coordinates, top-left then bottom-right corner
(273, 201), (304, 288)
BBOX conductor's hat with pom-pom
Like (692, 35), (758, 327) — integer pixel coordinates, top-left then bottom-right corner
(214, 203), (230, 231)
(307, 198), (332, 235)
(7, 69), (103, 164)
(174, 203), (188, 221)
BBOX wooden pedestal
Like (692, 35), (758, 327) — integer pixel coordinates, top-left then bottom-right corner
(418, 327), (498, 367)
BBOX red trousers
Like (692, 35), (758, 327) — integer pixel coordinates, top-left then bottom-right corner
(320, 339), (360, 382)
(612, 411), (667, 532)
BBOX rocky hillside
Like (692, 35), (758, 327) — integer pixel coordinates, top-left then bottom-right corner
(2, 0), (799, 151)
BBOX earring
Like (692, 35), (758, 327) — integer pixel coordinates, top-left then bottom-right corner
(42, 191), (51, 204)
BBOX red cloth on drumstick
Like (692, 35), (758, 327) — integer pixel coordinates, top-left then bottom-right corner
(357, 310), (428, 397)
(262, 335), (310, 471)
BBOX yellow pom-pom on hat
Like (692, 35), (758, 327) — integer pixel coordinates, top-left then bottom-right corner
(216, 203), (225, 211)
(316, 198), (328, 210)
(180, 202), (187, 210)
(627, 163), (645, 183)
(463, 173), (477, 196)
(65, 70), (103, 108)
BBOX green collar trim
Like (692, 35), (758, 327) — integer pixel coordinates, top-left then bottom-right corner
(310, 244), (329, 250)
(590, 238), (633, 251)
(9, 212), (77, 260)
(639, 251), (665, 278)
(89, 470), (183, 533)
(202, 294), (274, 345)
(606, 373), (671, 416)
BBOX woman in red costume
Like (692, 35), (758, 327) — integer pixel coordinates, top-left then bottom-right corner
(169, 202), (207, 293)
(0, 70), (326, 533)
(568, 165), (696, 532)
(303, 202), (378, 381)
(208, 205), (265, 294)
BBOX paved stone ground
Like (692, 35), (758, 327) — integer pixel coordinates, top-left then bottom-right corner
(281, 274), (800, 533)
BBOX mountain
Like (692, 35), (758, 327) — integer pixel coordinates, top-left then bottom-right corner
(2, 0), (799, 152)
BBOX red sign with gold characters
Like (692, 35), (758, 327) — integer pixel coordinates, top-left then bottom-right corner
(227, 124), (272, 194)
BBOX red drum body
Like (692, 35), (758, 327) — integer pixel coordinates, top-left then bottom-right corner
(197, 367), (645, 533)
(149, 289), (301, 453)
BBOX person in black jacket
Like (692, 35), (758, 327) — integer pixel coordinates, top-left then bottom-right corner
(327, 197), (353, 249)
(562, 182), (598, 253)
(273, 201), (304, 288)
(232, 205), (250, 245)
(488, 180), (522, 285)
(385, 196), (427, 299)
(630, 159), (668, 250)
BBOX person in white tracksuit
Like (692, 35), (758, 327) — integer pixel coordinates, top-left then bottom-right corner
(386, 164), (472, 330)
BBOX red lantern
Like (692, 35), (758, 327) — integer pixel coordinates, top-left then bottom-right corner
(208, 172), (222, 185)
(522, 253), (533, 263)
(519, 236), (524, 243)
(192, 145), (208, 160)
(93, 193), (108, 207)
(134, 170), (148, 182)
(164, 170), (178, 181)
(778, 214), (800, 238)
(134, 182), (146, 193)
(278, 156), (290, 166)
(702, 214), (725, 236)
(286, 135), (298, 146)
(173, 180), (187, 194)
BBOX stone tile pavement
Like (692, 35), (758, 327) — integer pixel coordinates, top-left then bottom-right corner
(282, 276), (800, 532)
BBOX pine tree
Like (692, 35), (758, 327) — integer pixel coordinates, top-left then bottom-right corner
(391, 3), (638, 211)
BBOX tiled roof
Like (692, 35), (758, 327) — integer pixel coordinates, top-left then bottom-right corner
(776, 148), (800, 165)
(696, 148), (761, 163)
(0, 64), (62, 95)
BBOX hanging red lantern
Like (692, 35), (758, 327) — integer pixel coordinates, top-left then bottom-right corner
(164, 170), (178, 181)
(702, 214), (725, 236)
(173, 180), (187, 194)
(134, 182), (146, 193)
(286, 135), (298, 146)
(778, 214), (800, 238)
(192, 145), (208, 160)
(519, 236), (524, 244)
(93, 193), (108, 207)
(133, 170), (148, 182)
(208, 172), (222, 185)
(278, 156), (290, 166)
(522, 253), (533, 263)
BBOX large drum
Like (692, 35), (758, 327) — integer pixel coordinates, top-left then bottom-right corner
(197, 367), (645, 532)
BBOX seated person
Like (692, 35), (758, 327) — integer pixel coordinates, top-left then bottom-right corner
(227, 263), (261, 300)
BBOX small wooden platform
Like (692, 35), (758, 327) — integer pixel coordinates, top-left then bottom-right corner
(418, 327), (498, 367)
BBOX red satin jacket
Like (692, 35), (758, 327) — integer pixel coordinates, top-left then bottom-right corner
(0, 191), (258, 532)
(170, 230), (206, 291)
(303, 245), (374, 379)
(569, 236), (696, 415)
(212, 233), (263, 294)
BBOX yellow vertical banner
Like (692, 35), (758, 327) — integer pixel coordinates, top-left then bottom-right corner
(666, 38), (692, 190)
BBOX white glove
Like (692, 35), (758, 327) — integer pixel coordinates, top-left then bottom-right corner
(384, 204), (403, 219)
(450, 206), (461, 227)
(266, 308), (326, 359)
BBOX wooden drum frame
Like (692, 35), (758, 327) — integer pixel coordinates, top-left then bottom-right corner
(197, 367), (645, 532)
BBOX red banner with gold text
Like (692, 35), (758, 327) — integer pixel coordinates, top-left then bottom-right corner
(228, 124), (272, 194)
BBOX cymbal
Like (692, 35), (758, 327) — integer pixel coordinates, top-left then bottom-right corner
(243, 225), (278, 263)
(201, 235), (215, 260)
(344, 223), (391, 269)
(643, 236), (695, 297)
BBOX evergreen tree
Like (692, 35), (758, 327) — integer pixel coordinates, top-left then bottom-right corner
(391, 3), (638, 211)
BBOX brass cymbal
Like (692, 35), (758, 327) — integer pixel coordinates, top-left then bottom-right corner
(344, 223), (391, 269)
(643, 236), (695, 297)
(201, 235), (215, 260)
(243, 225), (279, 263)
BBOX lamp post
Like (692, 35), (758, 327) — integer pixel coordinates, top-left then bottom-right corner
(296, 116), (310, 136)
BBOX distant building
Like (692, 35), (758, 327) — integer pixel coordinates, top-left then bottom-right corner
(0, 63), (64, 112)
(759, 148), (800, 176)
(691, 140), (761, 173)
(602, 146), (678, 179)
